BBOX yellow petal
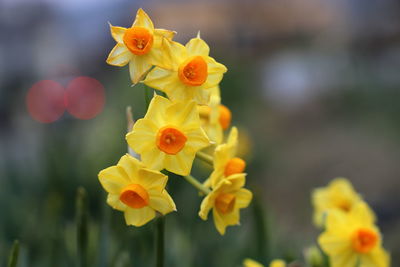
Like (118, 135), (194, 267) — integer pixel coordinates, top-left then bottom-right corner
(224, 173), (246, 192)
(362, 247), (390, 267)
(164, 150), (194, 176)
(129, 56), (152, 84)
(318, 231), (350, 255)
(143, 67), (176, 92)
(328, 249), (357, 267)
(186, 37), (210, 57)
(199, 193), (215, 220)
(106, 43), (131, 66)
(98, 166), (130, 194)
(132, 8), (154, 31)
(192, 86), (211, 105)
(144, 95), (170, 127)
(117, 154), (142, 183)
(184, 128), (211, 153)
(161, 38), (187, 70)
(137, 168), (168, 191)
(141, 147), (166, 171)
(236, 188), (253, 209)
(107, 194), (127, 211)
(124, 206), (156, 227)
(213, 208), (227, 235)
(126, 119), (157, 154)
(350, 202), (376, 225)
(148, 190), (176, 215)
(109, 23), (126, 43)
(153, 29), (176, 47)
(166, 100), (200, 130)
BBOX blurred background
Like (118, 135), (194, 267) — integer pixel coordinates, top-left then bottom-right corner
(1, 0), (400, 266)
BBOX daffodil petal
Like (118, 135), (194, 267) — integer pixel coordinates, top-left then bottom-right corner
(199, 194), (214, 220)
(141, 147), (166, 171)
(132, 8), (154, 31)
(117, 154), (142, 183)
(213, 209), (227, 235)
(126, 119), (157, 154)
(109, 23), (126, 43)
(148, 190), (176, 214)
(98, 166), (130, 194)
(143, 67), (175, 91)
(236, 188), (253, 209)
(164, 151), (193, 176)
(137, 168), (168, 191)
(107, 194), (127, 211)
(185, 128), (210, 153)
(162, 38), (187, 70)
(186, 37), (210, 57)
(106, 43), (131, 67)
(124, 207), (156, 227)
(144, 95), (170, 127)
(129, 56), (152, 84)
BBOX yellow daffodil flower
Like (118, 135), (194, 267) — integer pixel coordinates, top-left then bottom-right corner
(106, 9), (175, 84)
(199, 174), (252, 235)
(204, 127), (245, 188)
(312, 177), (368, 227)
(318, 202), (390, 267)
(243, 259), (286, 267)
(243, 258), (264, 267)
(197, 94), (232, 144)
(126, 95), (210, 176)
(143, 35), (227, 104)
(98, 154), (176, 226)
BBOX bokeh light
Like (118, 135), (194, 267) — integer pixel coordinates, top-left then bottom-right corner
(64, 76), (105, 120)
(26, 80), (66, 123)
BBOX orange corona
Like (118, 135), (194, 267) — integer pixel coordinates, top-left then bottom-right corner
(156, 126), (187, 155)
(123, 26), (154, 55)
(224, 157), (246, 177)
(178, 56), (208, 86)
(215, 193), (236, 214)
(120, 184), (150, 209)
(218, 104), (231, 130)
(352, 228), (378, 253)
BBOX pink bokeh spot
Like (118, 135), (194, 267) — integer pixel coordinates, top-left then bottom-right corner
(26, 80), (66, 123)
(65, 76), (105, 120)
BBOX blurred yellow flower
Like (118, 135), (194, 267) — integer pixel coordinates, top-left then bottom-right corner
(98, 154), (176, 226)
(204, 127), (246, 188)
(198, 96), (223, 144)
(269, 260), (286, 267)
(143, 36), (227, 104)
(126, 95), (210, 176)
(243, 258), (264, 267)
(106, 9), (175, 84)
(312, 178), (367, 227)
(318, 202), (390, 267)
(243, 259), (285, 267)
(199, 174), (252, 235)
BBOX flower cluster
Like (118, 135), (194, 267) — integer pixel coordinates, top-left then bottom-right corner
(313, 178), (390, 267)
(99, 9), (252, 235)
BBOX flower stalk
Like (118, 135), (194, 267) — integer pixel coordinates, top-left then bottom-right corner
(7, 240), (19, 267)
(183, 174), (211, 195)
(196, 151), (214, 166)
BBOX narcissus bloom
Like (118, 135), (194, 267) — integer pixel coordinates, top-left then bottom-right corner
(106, 9), (175, 84)
(143, 36), (227, 104)
(243, 259), (285, 267)
(318, 202), (390, 267)
(312, 178), (366, 227)
(199, 174), (252, 235)
(98, 154), (176, 226)
(204, 127), (246, 188)
(126, 95), (210, 176)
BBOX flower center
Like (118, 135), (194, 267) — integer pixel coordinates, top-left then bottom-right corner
(156, 126), (187, 155)
(215, 193), (236, 214)
(120, 184), (149, 209)
(352, 228), (378, 253)
(224, 157), (246, 177)
(178, 56), (208, 86)
(123, 26), (153, 55)
(218, 104), (231, 130)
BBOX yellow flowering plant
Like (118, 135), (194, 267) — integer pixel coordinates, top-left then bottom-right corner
(99, 7), (254, 266)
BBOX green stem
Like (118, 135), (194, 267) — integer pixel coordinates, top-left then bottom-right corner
(76, 187), (88, 267)
(196, 151), (213, 166)
(144, 84), (154, 109)
(7, 240), (19, 267)
(183, 175), (211, 195)
(156, 216), (165, 267)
